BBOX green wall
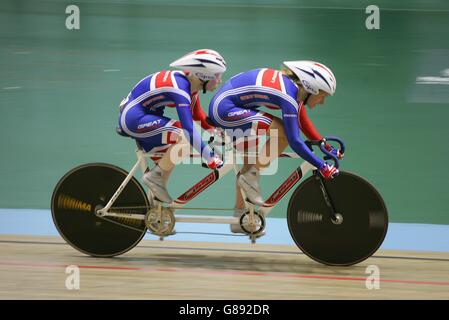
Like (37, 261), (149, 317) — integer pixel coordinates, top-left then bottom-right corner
(1, 0), (448, 224)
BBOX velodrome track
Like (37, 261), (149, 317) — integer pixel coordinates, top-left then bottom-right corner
(1, 234), (448, 299)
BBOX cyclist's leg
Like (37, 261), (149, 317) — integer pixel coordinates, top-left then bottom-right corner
(257, 116), (289, 168)
(120, 106), (187, 201)
(120, 103), (188, 165)
(142, 126), (191, 203)
(211, 100), (277, 207)
(236, 114), (289, 208)
(155, 127), (190, 174)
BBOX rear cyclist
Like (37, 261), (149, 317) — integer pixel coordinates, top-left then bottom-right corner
(118, 49), (226, 203)
(208, 61), (344, 232)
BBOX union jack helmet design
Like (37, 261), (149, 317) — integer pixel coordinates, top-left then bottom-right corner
(170, 49), (227, 82)
(283, 60), (336, 95)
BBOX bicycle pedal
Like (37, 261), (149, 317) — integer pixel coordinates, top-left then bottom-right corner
(253, 230), (266, 238)
(250, 232), (265, 243)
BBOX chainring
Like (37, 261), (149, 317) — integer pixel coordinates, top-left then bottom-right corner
(240, 210), (266, 235)
(145, 207), (175, 237)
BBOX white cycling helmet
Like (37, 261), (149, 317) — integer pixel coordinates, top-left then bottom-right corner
(170, 49), (227, 82)
(283, 60), (336, 96)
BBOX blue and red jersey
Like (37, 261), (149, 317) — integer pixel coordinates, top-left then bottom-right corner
(209, 68), (325, 169)
(120, 70), (213, 158)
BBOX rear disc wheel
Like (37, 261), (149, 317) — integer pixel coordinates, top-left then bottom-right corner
(51, 163), (149, 257)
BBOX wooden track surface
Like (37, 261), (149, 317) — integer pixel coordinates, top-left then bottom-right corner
(0, 235), (448, 299)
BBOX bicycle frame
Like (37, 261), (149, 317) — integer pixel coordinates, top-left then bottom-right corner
(54, 129), (388, 265)
(96, 137), (316, 226)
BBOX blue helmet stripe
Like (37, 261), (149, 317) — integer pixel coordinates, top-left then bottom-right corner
(313, 69), (332, 90)
(298, 67), (315, 78)
(196, 58), (222, 67)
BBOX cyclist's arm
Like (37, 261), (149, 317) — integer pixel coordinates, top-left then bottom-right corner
(281, 104), (325, 169)
(169, 74), (214, 161)
(191, 92), (215, 131)
(299, 104), (340, 155)
(176, 102), (213, 161)
(299, 103), (323, 141)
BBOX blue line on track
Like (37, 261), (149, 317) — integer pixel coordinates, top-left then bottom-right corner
(1, 209), (448, 252)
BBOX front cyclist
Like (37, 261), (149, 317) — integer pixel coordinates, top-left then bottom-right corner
(208, 61), (344, 232)
(118, 49), (226, 203)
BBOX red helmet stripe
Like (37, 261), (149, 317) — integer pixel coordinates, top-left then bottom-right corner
(194, 49), (218, 57)
(314, 63), (335, 82)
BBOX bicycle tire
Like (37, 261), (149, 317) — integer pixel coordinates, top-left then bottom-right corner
(51, 163), (149, 257)
(287, 171), (388, 266)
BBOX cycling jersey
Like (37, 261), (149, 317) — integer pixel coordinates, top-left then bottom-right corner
(119, 70), (212, 159)
(208, 68), (325, 169)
